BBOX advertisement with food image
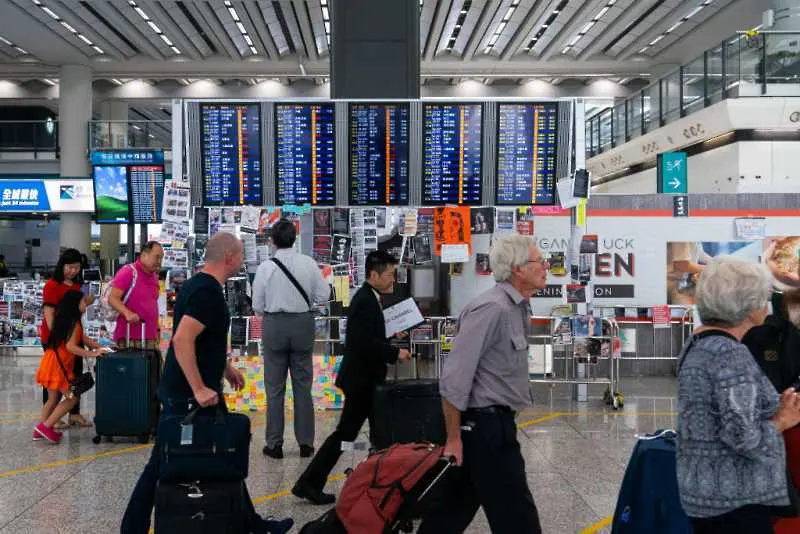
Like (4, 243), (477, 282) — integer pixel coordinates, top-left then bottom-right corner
(763, 236), (800, 289)
(666, 241), (762, 305)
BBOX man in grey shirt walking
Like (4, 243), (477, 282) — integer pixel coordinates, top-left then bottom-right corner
(252, 220), (330, 459)
(419, 234), (547, 534)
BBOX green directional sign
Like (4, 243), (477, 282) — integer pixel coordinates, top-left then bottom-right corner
(657, 152), (688, 194)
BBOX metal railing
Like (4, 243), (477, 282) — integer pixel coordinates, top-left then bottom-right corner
(0, 120), (58, 155)
(586, 30), (800, 157)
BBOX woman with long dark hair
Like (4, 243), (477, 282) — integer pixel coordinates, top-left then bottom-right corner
(39, 248), (94, 428)
(34, 290), (105, 444)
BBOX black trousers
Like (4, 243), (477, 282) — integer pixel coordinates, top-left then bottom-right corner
(417, 410), (542, 534)
(41, 356), (82, 415)
(298, 387), (374, 491)
(690, 505), (773, 534)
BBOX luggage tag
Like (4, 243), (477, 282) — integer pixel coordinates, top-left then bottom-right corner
(180, 423), (193, 445)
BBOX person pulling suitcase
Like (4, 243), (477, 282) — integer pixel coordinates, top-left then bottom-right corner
(417, 234), (546, 534)
(293, 250), (412, 505)
(120, 233), (292, 534)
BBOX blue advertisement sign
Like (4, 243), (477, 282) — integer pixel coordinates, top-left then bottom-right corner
(0, 180), (50, 211)
(0, 178), (94, 213)
(90, 149), (164, 166)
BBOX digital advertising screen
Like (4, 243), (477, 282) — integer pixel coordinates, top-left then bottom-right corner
(200, 102), (263, 206)
(495, 102), (559, 205)
(422, 103), (483, 205)
(92, 166), (130, 224)
(349, 102), (410, 206)
(275, 103), (336, 206)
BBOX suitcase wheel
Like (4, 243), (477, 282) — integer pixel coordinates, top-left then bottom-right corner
(92, 435), (102, 444)
(137, 433), (150, 444)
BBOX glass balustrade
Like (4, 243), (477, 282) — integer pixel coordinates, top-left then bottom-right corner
(586, 30), (800, 157)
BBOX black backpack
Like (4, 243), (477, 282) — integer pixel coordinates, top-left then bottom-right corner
(742, 315), (800, 393)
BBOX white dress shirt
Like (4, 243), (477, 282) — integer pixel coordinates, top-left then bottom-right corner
(252, 248), (330, 314)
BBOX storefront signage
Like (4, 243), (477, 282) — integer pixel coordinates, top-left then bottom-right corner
(0, 177), (94, 213)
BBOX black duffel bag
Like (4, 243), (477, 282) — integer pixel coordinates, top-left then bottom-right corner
(158, 401), (251, 483)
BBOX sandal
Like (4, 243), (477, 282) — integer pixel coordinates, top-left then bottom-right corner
(69, 414), (93, 427)
(53, 420), (69, 431)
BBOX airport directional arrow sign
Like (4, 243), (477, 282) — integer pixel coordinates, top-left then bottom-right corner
(657, 152), (688, 194)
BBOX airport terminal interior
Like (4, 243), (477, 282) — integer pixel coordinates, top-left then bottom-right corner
(0, 0), (799, 532)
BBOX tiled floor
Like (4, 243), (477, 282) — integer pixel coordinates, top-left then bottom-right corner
(0, 353), (678, 534)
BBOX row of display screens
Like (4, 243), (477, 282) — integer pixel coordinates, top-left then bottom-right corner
(200, 101), (560, 207)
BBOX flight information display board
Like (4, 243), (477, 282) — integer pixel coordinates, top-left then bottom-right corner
(349, 103), (410, 205)
(422, 103), (483, 205)
(200, 103), (263, 206)
(275, 103), (336, 205)
(495, 102), (559, 205)
(128, 165), (165, 223)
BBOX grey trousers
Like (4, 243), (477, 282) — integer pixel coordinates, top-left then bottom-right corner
(262, 312), (316, 449)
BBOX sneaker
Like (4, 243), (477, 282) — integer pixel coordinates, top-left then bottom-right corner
(260, 516), (294, 534)
(32, 429), (43, 441)
(34, 423), (62, 444)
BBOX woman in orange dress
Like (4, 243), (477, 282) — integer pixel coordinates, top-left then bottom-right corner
(34, 290), (105, 444)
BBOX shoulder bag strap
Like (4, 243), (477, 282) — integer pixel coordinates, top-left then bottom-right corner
(122, 264), (138, 304)
(52, 327), (76, 386)
(271, 257), (311, 309)
(678, 329), (739, 373)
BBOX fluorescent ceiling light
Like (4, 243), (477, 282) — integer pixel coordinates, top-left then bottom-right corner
(110, 78), (123, 85)
(497, 21), (507, 33)
(649, 35), (664, 45)
(147, 21), (161, 33)
(504, 7), (515, 19)
(14, 46), (27, 54)
(0, 36), (10, 46)
(78, 34), (93, 45)
(42, 7), (58, 19)
(170, 46), (180, 54)
(92, 45), (104, 54)
(666, 21), (682, 33)
(488, 34), (500, 46)
(249, 46), (257, 54)
(42, 78), (56, 86)
(561, 0), (616, 51)
(581, 22), (594, 34)
(160, 35), (173, 46)
(134, 7), (147, 19)
(61, 21), (76, 33)
(33, 2), (104, 54)
(685, 6), (704, 18)
(228, 7), (239, 21)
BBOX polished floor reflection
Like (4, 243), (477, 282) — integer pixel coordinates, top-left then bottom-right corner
(0, 353), (676, 534)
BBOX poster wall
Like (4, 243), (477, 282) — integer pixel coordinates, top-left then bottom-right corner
(474, 214), (800, 317)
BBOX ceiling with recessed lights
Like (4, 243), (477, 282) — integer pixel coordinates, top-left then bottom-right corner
(0, 0), (767, 87)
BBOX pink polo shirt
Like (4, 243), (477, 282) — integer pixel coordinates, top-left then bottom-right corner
(111, 260), (160, 342)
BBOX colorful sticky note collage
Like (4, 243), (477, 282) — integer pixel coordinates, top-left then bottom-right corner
(223, 355), (343, 413)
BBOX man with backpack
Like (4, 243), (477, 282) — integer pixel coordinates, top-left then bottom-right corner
(104, 241), (163, 350)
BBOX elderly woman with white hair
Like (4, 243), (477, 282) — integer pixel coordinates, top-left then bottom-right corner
(677, 256), (800, 534)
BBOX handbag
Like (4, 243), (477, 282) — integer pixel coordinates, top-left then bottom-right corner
(158, 402), (251, 483)
(54, 347), (94, 398)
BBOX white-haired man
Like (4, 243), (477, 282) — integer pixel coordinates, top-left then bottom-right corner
(419, 234), (547, 534)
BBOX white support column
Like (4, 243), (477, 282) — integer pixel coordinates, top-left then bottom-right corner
(58, 64), (92, 254)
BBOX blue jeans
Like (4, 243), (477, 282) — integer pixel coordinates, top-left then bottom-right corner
(120, 400), (263, 533)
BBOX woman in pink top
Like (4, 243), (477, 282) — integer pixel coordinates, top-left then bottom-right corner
(108, 241), (163, 349)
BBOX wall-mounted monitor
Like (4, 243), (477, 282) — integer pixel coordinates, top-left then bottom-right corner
(92, 165), (130, 224)
(495, 102), (559, 206)
(200, 102), (263, 206)
(348, 102), (410, 206)
(90, 150), (165, 224)
(422, 103), (483, 205)
(275, 103), (336, 206)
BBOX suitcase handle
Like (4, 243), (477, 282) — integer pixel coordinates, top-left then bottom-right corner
(182, 398), (226, 426)
(126, 320), (147, 344)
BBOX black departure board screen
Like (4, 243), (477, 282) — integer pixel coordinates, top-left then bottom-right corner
(349, 103), (410, 205)
(129, 165), (164, 223)
(275, 103), (336, 205)
(495, 102), (559, 205)
(200, 103), (262, 206)
(422, 103), (483, 205)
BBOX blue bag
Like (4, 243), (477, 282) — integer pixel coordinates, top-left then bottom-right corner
(611, 429), (691, 534)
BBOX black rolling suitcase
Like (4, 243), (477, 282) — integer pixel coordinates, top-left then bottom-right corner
(93, 323), (161, 444)
(372, 356), (446, 450)
(154, 480), (246, 533)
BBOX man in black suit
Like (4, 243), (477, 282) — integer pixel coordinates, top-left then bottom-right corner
(292, 250), (411, 505)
